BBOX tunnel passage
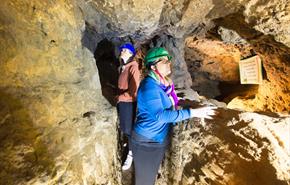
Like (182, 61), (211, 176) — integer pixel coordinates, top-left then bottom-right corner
(183, 22), (289, 113)
(94, 39), (119, 105)
(184, 36), (261, 103)
(93, 31), (287, 114)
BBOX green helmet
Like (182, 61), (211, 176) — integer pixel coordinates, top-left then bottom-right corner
(144, 47), (172, 67)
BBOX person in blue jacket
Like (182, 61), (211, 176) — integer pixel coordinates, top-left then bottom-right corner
(131, 47), (217, 185)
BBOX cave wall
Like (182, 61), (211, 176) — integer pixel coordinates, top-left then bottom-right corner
(208, 1), (290, 113)
(184, 37), (244, 98)
(156, 105), (290, 185)
(0, 0), (119, 184)
(214, 13), (290, 113)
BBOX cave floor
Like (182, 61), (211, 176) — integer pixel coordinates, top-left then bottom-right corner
(122, 165), (134, 185)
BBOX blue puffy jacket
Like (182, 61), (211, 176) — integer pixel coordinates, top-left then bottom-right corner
(134, 76), (191, 143)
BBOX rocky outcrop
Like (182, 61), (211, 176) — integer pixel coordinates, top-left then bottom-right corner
(79, 0), (290, 46)
(215, 13), (290, 113)
(156, 99), (290, 185)
(146, 35), (193, 88)
(0, 0), (119, 184)
(184, 37), (245, 98)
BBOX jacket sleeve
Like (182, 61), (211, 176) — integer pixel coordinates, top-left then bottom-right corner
(141, 86), (191, 124)
(128, 65), (140, 100)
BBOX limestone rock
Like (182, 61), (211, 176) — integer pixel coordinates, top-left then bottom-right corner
(186, 38), (241, 83)
(215, 13), (290, 113)
(157, 107), (290, 185)
(0, 1), (120, 184)
(79, 0), (165, 39)
(217, 27), (249, 45)
(184, 37), (249, 98)
(160, 0), (215, 38)
(149, 35), (193, 88)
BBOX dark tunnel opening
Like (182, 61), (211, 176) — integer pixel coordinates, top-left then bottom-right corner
(215, 83), (259, 103)
(94, 39), (119, 106)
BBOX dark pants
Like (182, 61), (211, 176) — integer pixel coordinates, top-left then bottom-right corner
(131, 131), (169, 185)
(117, 101), (137, 150)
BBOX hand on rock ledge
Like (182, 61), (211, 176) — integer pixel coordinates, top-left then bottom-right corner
(189, 106), (217, 119)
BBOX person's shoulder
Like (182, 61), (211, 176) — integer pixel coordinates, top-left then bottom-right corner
(141, 77), (159, 89)
(138, 77), (162, 99)
(128, 61), (139, 70)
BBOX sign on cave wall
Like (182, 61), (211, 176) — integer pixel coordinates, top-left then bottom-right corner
(239, 55), (263, 84)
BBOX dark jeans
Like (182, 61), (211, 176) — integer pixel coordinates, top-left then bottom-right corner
(131, 131), (169, 185)
(117, 101), (137, 150)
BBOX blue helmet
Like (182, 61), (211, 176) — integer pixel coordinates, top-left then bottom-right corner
(119, 43), (136, 56)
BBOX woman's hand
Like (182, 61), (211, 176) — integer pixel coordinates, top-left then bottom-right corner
(189, 106), (217, 119)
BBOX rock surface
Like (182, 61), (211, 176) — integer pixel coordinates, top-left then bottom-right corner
(0, 0), (120, 184)
(0, 0), (289, 184)
(215, 13), (290, 113)
(156, 102), (290, 185)
(185, 37), (244, 98)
